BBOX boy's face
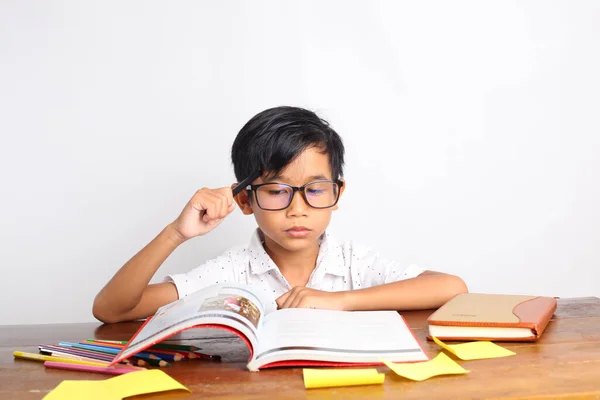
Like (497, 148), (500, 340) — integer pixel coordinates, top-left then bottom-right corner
(234, 146), (345, 253)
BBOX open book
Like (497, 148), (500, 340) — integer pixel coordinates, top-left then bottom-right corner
(110, 284), (428, 371)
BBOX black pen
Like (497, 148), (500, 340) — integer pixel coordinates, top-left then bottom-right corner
(232, 170), (261, 197)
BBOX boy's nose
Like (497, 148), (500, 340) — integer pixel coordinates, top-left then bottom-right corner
(286, 190), (309, 216)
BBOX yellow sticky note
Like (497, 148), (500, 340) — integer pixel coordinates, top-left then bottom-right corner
(303, 368), (385, 389)
(432, 336), (516, 360)
(44, 381), (112, 400)
(103, 369), (189, 398)
(43, 370), (190, 400)
(382, 353), (469, 381)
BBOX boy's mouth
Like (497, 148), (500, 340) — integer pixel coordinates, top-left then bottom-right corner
(285, 226), (312, 238)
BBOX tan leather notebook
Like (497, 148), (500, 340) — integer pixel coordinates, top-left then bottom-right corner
(427, 293), (557, 341)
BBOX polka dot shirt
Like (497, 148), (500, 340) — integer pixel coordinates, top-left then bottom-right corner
(164, 229), (425, 300)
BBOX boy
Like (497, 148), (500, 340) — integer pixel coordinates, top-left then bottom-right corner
(93, 106), (467, 323)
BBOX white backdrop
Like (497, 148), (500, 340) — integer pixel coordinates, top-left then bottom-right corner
(1, 1), (599, 325)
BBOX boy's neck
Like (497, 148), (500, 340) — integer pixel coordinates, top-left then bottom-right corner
(262, 236), (320, 287)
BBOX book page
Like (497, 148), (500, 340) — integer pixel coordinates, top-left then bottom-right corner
(254, 309), (425, 363)
(116, 284), (275, 361)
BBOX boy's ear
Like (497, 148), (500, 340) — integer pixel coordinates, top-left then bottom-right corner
(332, 179), (346, 211)
(231, 183), (254, 215)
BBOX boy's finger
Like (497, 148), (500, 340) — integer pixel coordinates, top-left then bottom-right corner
(211, 193), (225, 217)
(281, 291), (302, 309)
(217, 187), (234, 207)
(212, 192), (231, 219)
(190, 195), (208, 213)
(281, 286), (306, 308)
(202, 203), (216, 220)
(276, 291), (291, 308)
(219, 194), (229, 218)
(205, 192), (227, 218)
(202, 199), (220, 221)
(290, 294), (308, 309)
(191, 190), (216, 212)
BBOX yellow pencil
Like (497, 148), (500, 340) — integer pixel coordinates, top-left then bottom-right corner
(13, 351), (109, 367)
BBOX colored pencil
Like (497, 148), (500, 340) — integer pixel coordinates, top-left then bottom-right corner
(132, 346), (219, 361)
(127, 356), (150, 367)
(39, 345), (115, 362)
(87, 339), (128, 345)
(39, 347), (145, 369)
(43, 345), (139, 364)
(59, 342), (165, 363)
(13, 351), (108, 367)
(83, 339), (216, 363)
(39, 349), (112, 363)
(86, 339), (206, 354)
(134, 349), (183, 362)
(156, 346), (220, 360)
(59, 342), (122, 354)
(44, 361), (140, 375)
(81, 341), (185, 362)
(81, 340), (126, 349)
(128, 356), (170, 367)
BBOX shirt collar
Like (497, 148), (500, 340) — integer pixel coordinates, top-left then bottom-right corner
(248, 229), (346, 277)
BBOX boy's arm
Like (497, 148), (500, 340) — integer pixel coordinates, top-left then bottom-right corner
(93, 187), (236, 323)
(92, 224), (183, 323)
(277, 271), (468, 311)
(343, 271), (468, 310)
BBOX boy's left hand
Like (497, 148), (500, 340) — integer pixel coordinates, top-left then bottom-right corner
(276, 287), (348, 310)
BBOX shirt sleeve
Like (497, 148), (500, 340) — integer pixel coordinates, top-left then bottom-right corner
(163, 253), (237, 299)
(348, 242), (426, 288)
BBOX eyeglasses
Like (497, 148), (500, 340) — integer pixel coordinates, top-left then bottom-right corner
(246, 180), (344, 211)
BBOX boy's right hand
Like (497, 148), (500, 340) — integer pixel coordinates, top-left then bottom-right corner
(171, 187), (236, 240)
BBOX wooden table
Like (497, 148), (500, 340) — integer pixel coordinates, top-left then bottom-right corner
(1, 297), (599, 399)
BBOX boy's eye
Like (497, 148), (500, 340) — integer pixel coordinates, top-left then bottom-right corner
(307, 188), (325, 195)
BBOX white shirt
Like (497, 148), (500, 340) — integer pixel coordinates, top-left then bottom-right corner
(165, 229), (425, 300)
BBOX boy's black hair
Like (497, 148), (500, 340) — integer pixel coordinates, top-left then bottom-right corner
(231, 106), (345, 182)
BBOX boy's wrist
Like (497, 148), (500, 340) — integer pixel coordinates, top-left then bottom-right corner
(341, 290), (359, 311)
(164, 223), (187, 247)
